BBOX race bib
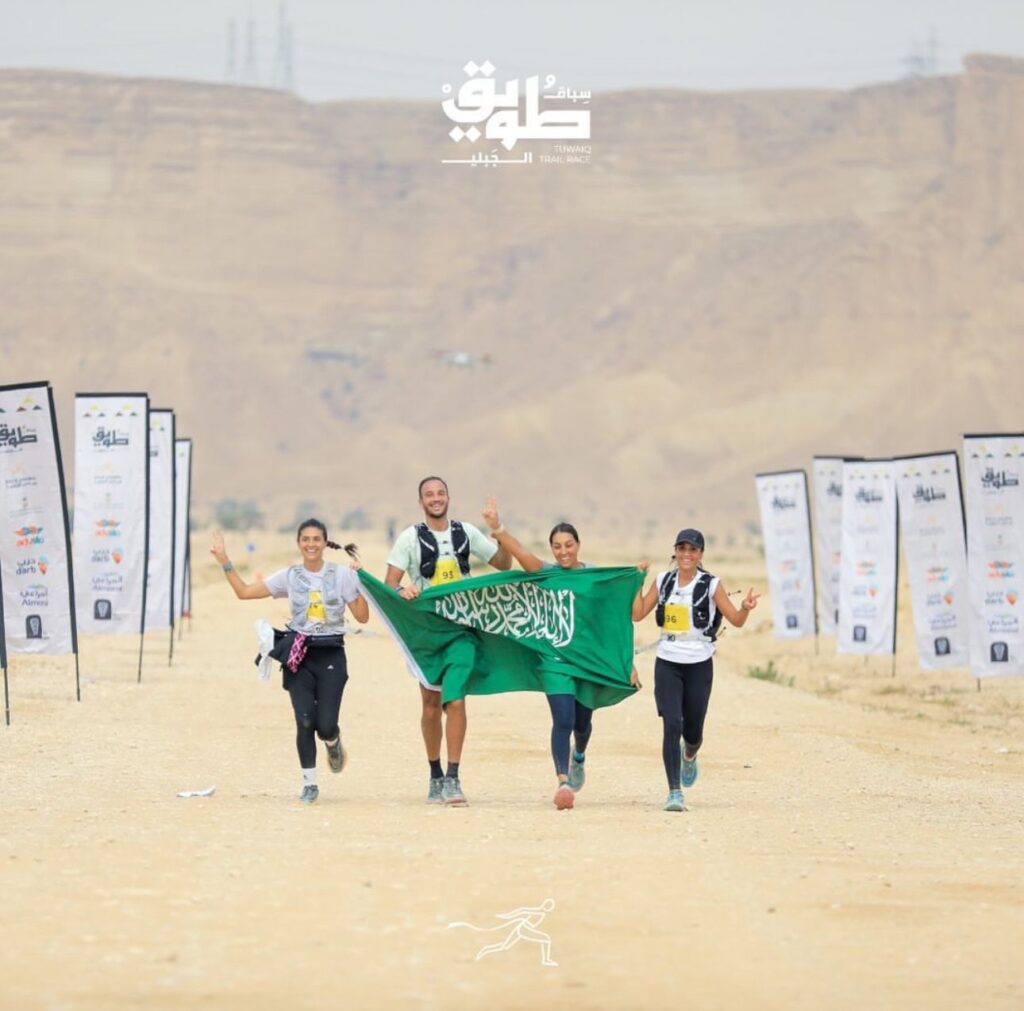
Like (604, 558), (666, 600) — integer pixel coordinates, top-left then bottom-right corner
(662, 603), (690, 632)
(431, 557), (462, 586)
(307, 590), (326, 622)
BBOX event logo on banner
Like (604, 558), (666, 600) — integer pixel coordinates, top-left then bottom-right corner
(812, 457), (853, 635)
(755, 470), (816, 639)
(173, 439), (192, 621)
(838, 460), (898, 655)
(964, 434), (1024, 678)
(895, 452), (969, 669)
(73, 394), (149, 635)
(144, 410), (175, 632)
(0, 383), (77, 654)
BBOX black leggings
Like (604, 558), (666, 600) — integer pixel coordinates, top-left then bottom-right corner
(654, 656), (713, 790)
(546, 693), (594, 776)
(285, 646), (349, 769)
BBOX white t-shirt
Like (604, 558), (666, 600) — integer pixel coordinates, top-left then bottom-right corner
(263, 564), (362, 634)
(387, 521), (497, 590)
(654, 570), (721, 664)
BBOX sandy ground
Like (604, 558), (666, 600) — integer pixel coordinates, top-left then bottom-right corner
(1, 535), (1022, 1010)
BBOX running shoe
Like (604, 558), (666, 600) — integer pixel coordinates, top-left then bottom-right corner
(426, 777), (445, 804)
(663, 789), (684, 813)
(325, 737), (347, 774)
(680, 753), (698, 788)
(300, 785), (319, 805)
(442, 776), (468, 806)
(567, 754), (586, 792)
(554, 784), (575, 810)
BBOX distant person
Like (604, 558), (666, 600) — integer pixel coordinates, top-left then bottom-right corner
(633, 529), (759, 812)
(481, 498), (640, 810)
(384, 476), (511, 805)
(211, 520), (368, 804)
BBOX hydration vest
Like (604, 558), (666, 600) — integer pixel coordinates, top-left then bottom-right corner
(416, 520), (471, 580)
(655, 569), (723, 642)
(285, 563), (346, 633)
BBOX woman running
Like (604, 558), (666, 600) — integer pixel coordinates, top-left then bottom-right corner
(633, 528), (759, 812)
(211, 520), (369, 804)
(481, 497), (639, 811)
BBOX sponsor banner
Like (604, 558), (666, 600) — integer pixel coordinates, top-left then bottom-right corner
(755, 470), (816, 639)
(173, 439), (192, 620)
(812, 457), (849, 635)
(145, 410), (175, 631)
(963, 434), (1024, 678)
(895, 452), (969, 669)
(0, 382), (77, 655)
(72, 394), (149, 635)
(838, 460), (898, 655)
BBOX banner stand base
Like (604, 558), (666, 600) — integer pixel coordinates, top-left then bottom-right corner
(3, 665), (9, 725)
(74, 653), (81, 702)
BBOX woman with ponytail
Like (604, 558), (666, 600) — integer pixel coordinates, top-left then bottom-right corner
(211, 519), (369, 804)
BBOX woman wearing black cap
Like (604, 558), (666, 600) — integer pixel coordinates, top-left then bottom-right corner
(633, 528), (759, 812)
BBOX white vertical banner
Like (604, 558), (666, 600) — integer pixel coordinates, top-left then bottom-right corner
(0, 382), (77, 655)
(173, 438), (192, 621)
(894, 452), (969, 669)
(963, 434), (1024, 678)
(144, 410), (175, 632)
(73, 394), (150, 635)
(837, 459), (898, 655)
(754, 470), (817, 639)
(812, 457), (851, 635)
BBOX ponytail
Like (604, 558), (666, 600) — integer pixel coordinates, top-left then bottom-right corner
(326, 539), (359, 560)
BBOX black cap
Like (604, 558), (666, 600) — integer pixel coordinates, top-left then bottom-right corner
(674, 528), (705, 550)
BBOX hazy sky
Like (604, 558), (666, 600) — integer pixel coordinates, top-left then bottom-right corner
(1, 0), (1022, 101)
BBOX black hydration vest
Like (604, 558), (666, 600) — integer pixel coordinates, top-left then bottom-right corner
(416, 520), (471, 580)
(655, 569), (723, 641)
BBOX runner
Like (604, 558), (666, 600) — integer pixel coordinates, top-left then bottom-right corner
(481, 497), (640, 810)
(632, 528), (759, 812)
(384, 476), (511, 805)
(211, 520), (368, 804)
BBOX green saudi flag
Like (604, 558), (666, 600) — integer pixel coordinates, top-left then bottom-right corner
(358, 566), (643, 707)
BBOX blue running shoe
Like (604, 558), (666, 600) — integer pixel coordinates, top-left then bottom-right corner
(426, 777), (445, 804)
(300, 785), (319, 805)
(567, 753), (586, 792)
(680, 754), (698, 788)
(663, 790), (684, 813)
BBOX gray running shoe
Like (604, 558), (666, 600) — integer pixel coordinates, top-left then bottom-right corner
(442, 775), (468, 806)
(300, 784), (319, 805)
(567, 754), (586, 791)
(663, 789), (684, 813)
(325, 736), (346, 774)
(426, 777), (445, 804)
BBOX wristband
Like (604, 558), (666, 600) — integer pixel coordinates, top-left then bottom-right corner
(492, 524), (505, 536)
(222, 562), (234, 573)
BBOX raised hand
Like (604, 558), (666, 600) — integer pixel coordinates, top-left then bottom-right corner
(481, 495), (501, 532)
(742, 588), (761, 611)
(210, 530), (228, 564)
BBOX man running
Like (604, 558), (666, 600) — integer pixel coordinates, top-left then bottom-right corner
(385, 476), (511, 805)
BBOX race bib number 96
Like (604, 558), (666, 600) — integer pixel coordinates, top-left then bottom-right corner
(662, 603), (690, 632)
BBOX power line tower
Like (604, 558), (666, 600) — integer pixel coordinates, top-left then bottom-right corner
(902, 25), (939, 79)
(274, 3), (294, 92)
(225, 17), (238, 82)
(244, 15), (259, 86)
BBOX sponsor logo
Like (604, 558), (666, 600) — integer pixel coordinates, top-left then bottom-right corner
(987, 560), (1015, 580)
(91, 427), (130, 449)
(855, 488), (883, 504)
(93, 518), (121, 538)
(19, 583), (48, 609)
(913, 485), (947, 503)
(925, 565), (949, 584)
(852, 624), (867, 642)
(990, 641), (1009, 663)
(25, 615), (43, 638)
(94, 599), (113, 620)
(14, 525), (43, 547)
(91, 573), (124, 593)
(855, 561), (878, 577)
(785, 614), (799, 629)
(934, 637), (951, 656)
(826, 481), (843, 498)
(771, 495), (797, 510)
(981, 467), (1019, 491)
(0, 422), (40, 451)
